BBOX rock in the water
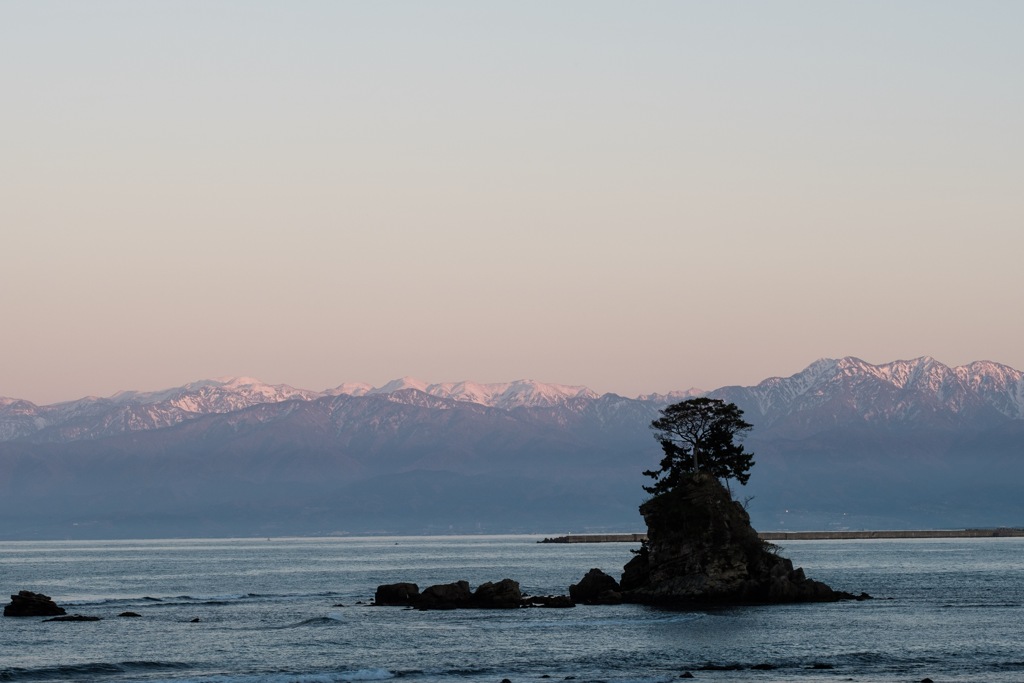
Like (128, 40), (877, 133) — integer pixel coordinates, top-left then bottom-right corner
(374, 583), (420, 606)
(523, 595), (575, 608)
(699, 663), (743, 671)
(119, 611), (142, 617)
(43, 614), (102, 622)
(375, 579), (529, 609)
(418, 580), (473, 610)
(621, 472), (866, 605)
(569, 569), (622, 604)
(473, 579), (522, 609)
(4, 591), (67, 617)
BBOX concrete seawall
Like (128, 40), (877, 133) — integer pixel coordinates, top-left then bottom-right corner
(759, 528), (1024, 540)
(540, 528), (1024, 543)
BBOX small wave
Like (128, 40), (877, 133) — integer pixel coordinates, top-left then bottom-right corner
(995, 661), (1024, 671)
(842, 650), (888, 664)
(263, 616), (346, 630)
(440, 667), (495, 677)
(121, 661), (192, 671)
(338, 669), (395, 681)
(941, 602), (1022, 608)
(177, 593), (249, 601)
(0, 660), (190, 681)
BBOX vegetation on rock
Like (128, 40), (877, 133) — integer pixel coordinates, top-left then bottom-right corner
(623, 399), (867, 605)
(644, 398), (755, 495)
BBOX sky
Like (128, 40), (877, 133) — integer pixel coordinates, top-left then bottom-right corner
(2, 1), (1022, 405)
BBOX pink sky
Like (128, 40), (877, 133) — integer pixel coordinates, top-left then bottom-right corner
(2, 2), (1022, 404)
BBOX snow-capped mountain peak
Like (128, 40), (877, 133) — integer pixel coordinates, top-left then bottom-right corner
(370, 377), (431, 395)
(332, 377), (601, 409)
(326, 381), (374, 397)
(4, 358), (1022, 446)
(712, 356), (1024, 426)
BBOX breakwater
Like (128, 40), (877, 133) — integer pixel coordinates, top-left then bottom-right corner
(760, 528), (1024, 540)
(540, 528), (1024, 543)
(539, 534), (648, 543)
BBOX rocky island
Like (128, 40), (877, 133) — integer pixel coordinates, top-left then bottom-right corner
(3, 591), (66, 617)
(620, 471), (867, 604)
(375, 399), (866, 610)
(618, 397), (867, 605)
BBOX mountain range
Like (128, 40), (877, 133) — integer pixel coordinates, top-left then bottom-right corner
(1, 357), (1022, 539)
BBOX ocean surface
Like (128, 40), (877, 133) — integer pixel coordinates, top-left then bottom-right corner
(1, 535), (1022, 683)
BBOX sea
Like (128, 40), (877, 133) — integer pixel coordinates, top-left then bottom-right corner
(1, 535), (1022, 683)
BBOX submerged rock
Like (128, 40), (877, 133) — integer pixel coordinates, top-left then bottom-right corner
(43, 614), (102, 622)
(621, 472), (868, 606)
(522, 594), (575, 608)
(4, 591), (67, 617)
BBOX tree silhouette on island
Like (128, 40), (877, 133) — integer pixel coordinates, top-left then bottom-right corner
(644, 397), (755, 495)
(619, 398), (868, 605)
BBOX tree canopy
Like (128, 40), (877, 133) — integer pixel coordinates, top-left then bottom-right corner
(644, 397), (755, 496)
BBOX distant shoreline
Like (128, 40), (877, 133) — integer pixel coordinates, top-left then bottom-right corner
(539, 528), (1024, 543)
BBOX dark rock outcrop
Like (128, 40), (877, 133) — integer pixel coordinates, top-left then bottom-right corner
(418, 580), (473, 610)
(522, 594), (575, 608)
(569, 569), (622, 604)
(4, 591), (67, 617)
(374, 582), (420, 606)
(621, 472), (868, 605)
(375, 579), (529, 609)
(43, 614), (102, 622)
(473, 579), (522, 608)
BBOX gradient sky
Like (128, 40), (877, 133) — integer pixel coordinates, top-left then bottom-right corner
(3, 1), (1022, 405)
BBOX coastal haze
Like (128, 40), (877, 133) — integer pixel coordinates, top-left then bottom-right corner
(2, 356), (1022, 539)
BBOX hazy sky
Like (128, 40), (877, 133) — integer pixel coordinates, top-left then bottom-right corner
(3, 1), (1022, 404)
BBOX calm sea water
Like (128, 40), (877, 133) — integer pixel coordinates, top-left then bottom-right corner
(1, 536), (1022, 683)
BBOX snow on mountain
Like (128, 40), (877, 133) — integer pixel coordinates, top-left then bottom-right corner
(0, 398), (46, 441)
(637, 388), (705, 404)
(473, 380), (599, 409)
(958, 360), (1024, 419)
(3, 358), (1023, 445)
(369, 377), (431, 396)
(109, 376), (319, 408)
(712, 356), (1024, 429)
(0, 375), (607, 442)
(333, 377), (601, 409)
(2, 377), (322, 443)
(326, 382), (374, 397)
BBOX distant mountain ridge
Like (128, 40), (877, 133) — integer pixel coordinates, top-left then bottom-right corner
(0, 377), (605, 443)
(711, 356), (1024, 433)
(3, 357), (1022, 444)
(1, 357), (1022, 539)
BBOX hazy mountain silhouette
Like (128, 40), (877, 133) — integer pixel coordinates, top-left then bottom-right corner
(1, 357), (1021, 538)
